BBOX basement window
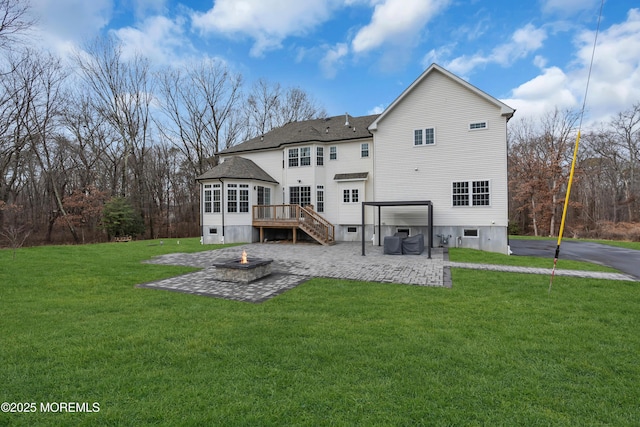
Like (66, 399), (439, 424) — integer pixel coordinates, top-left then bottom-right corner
(209, 228), (218, 235)
(347, 227), (357, 233)
(463, 229), (479, 238)
(396, 228), (410, 236)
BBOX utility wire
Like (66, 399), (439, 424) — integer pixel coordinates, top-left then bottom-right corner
(549, 0), (604, 293)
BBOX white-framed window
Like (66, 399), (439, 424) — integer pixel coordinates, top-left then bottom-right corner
(239, 184), (249, 212)
(227, 184), (249, 213)
(414, 127), (435, 146)
(329, 146), (337, 160)
(204, 184), (212, 213)
(212, 184), (220, 213)
(290, 186), (311, 206)
(204, 184), (221, 213)
(301, 147), (311, 166)
(414, 129), (423, 146)
(317, 147), (324, 166)
(343, 189), (359, 203)
(288, 148), (299, 167)
(227, 184), (237, 212)
(288, 147), (311, 167)
(361, 143), (369, 158)
(469, 121), (488, 130)
(316, 185), (324, 213)
(452, 180), (490, 206)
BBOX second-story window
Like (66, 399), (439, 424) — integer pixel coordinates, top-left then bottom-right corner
(361, 143), (369, 158)
(317, 147), (324, 166)
(288, 147), (311, 167)
(301, 147), (311, 166)
(288, 148), (299, 167)
(329, 146), (337, 160)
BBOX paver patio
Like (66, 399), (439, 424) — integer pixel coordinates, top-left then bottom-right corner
(138, 242), (636, 303)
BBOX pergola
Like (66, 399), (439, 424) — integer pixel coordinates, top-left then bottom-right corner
(361, 200), (433, 258)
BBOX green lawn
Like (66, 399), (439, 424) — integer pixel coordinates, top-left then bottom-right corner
(1, 239), (639, 425)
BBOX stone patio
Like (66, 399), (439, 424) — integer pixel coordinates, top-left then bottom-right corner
(138, 241), (636, 303)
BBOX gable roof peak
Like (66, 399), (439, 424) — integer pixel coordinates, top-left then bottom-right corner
(368, 63), (515, 131)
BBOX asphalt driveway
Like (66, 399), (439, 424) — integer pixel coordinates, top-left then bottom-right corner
(509, 239), (640, 280)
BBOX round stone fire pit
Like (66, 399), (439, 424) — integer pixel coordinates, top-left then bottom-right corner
(212, 254), (273, 283)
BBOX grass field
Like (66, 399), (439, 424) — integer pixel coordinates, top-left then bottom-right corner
(1, 238), (639, 425)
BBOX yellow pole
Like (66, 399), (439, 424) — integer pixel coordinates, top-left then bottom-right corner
(549, 130), (581, 292)
(548, 0), (602, 293)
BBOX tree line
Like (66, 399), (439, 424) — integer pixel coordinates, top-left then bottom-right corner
(1, 0), (638, 246)
(0, 1), (325, 245)
(509, 105), (640, 240)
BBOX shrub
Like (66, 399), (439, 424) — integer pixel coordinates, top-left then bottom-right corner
(101, 197), (145, 239)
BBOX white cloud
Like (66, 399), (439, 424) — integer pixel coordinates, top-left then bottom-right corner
(444, 23), (547, 77)
(26, 0), (112, 57)
(320, 43), (349, 79)
(368, 104), (386, 114)
(502, 66), (577, 118)
(111, 15), (194, 65)
(351, 0), (450, 53)
(533, 55), (548, 68)
(131, 0), (168, 19)
(191, 0), (338, 57)
(504, 8), (640, 124)
(421, 45), (455, 68)
(573, 8), (640, 122)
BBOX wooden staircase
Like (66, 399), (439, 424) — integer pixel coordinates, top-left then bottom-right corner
(252, 204), (335, 245)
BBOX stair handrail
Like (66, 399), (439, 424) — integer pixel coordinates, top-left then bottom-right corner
(299, 205), (334, 243)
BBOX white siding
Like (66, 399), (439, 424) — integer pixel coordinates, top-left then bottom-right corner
(323, 138), (374, 225)
(373, 69), (508, 229)
(219, 138), (374, 226)
(200, 178), (277, 243)
(336, 181), (366, 224)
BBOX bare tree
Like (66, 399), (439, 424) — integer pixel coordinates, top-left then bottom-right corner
(0, 52), (30, 208)
(508, 108), (580, 236)
(7, 49), (79, 241)
(244, 78), (326, 139)
(0, 0), (35, 52)
(609, 103), (640, 222)
(74, 36), (153, 199)
(61, 93), (111, 190)
(581, 129), (627, 224)
(155, 59), (244, 176)
(0, 201), (30, 258)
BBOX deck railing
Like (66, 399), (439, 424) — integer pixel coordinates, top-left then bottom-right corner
(252, 204), (335, 245)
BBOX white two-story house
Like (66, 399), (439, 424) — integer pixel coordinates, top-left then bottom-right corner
(196, 64), (515, 253)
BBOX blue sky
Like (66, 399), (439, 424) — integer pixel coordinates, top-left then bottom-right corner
(28, 0), (640, 126)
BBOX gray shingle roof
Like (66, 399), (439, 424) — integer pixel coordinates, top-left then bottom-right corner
(221, 113), (380, 154)
(195, 156), (278, 183)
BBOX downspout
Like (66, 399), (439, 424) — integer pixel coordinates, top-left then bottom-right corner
(218, 178), (225, 244)
(505, 109), (515, 254)
(199, 180), (204, 242)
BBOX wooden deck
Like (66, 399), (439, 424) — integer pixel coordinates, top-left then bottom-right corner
(252, 205), (335, 245)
